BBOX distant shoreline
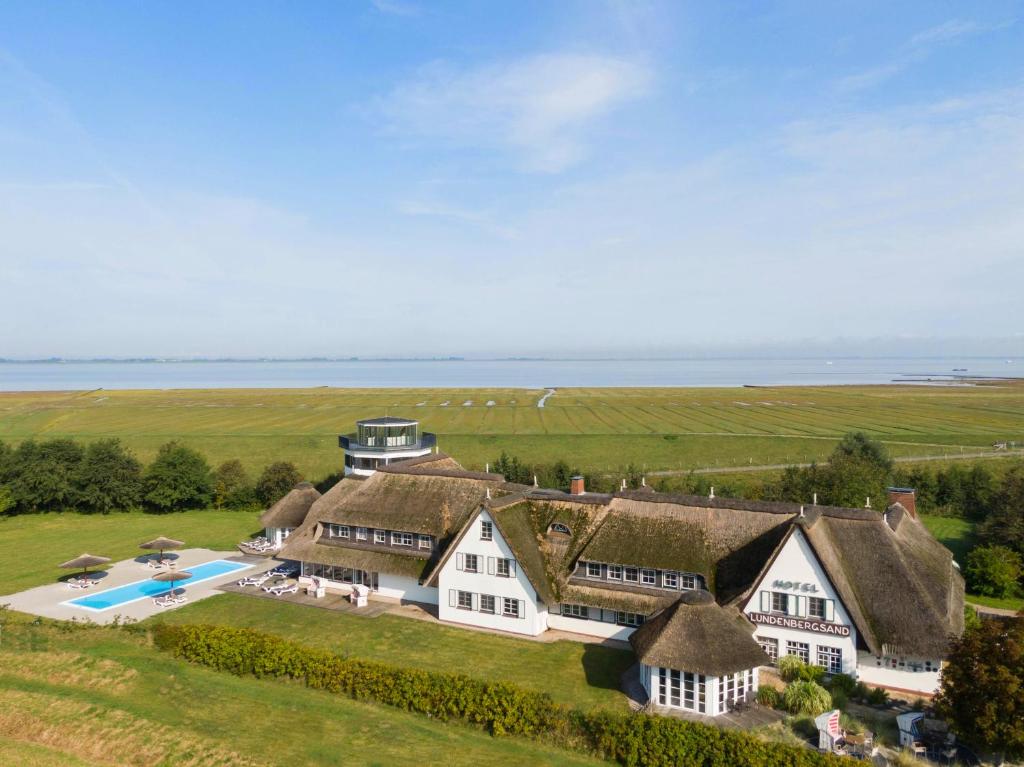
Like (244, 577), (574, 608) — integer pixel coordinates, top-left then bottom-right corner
(0, 355), (1018, 364)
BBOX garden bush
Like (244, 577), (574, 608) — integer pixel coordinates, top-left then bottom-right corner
(783, 681), (833, 716)
(154, 623), (846, 767)
(756, 685), (781, 708)
(778, 655), (825, 684)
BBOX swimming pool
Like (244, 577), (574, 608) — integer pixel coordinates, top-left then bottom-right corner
(65, 559), (253, 612)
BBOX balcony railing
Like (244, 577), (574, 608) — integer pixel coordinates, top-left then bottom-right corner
(339, 432), (437, 452)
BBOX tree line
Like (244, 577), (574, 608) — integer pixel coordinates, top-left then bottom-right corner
(0, 438), (312, 515)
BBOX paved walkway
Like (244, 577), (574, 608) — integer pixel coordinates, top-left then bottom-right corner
(1, 549), (272, 625)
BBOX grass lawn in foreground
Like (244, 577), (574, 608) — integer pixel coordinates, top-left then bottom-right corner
(155, 592), (633, 711)
(0, 510), (261, 596)
(0, 613), (603, 767)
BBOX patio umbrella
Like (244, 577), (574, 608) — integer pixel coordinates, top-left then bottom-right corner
(139, 536), (184, 565)
(152, 569), (193, 599)
(58, 553), (111, 580)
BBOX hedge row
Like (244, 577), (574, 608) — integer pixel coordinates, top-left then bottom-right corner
(153, 623), (844, 767)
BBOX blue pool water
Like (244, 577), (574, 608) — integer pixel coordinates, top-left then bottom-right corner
(66, 559), (252, 611)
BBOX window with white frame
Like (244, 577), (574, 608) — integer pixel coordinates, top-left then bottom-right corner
(786, 641), (810, 664)
(663, 571), (678, 589)
(561, 604), (589, 619)
(808, 596), (826, 620)
(502, 597), (520, 618)
(608, 564), (623, 580)
(463, 553), (479, 573)
(586, 562), (602, 578)
(757, 636), (779, 664)
(640, 569), (657, 586)
(680, 574), (697, 590)
(338, 524), (350, 538)
(372, 529), (384, 543)
(457, 590), (473, 610)
(771, 592), (789, 614)
(615, 611), (644, 627)
(480, 520), (493, 540)
(816, 646), (842, 674)
(479, 594), (495, 613)
(392, 531), (413, 547)
(496, 558), (513, 578)
(418, 535), (431, 550)
(624, 567), (639, 583)
(355, 527), (367, 541)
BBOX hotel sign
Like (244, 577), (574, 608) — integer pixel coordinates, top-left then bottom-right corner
(749, 612), (851, 637)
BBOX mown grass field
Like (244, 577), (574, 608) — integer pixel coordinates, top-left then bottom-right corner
(1, 382), (1022, 479)
(155, 593), (633, 711)
(0, 613), (604, 767)
(0, 510), (260, 596)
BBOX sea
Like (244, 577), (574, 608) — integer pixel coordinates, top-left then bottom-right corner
(0, 358), (1018, 391)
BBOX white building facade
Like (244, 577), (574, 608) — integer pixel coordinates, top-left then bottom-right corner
(435, 510), (549, 636)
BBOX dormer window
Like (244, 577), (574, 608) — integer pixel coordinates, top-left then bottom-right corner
(549, 522), (571, 535)
(373, 529), (385, 543)
(586, 562), (602, 578)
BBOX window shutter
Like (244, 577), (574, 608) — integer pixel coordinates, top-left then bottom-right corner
(825, 600), (835, 622)
(510, 560), (517, 577)
(796, 595), (806, 617)
(518, 599), (525, 619)
(448, 589), (456, 607)
(472, 593), (478, 611)
(787, 595), (799, 616)
(487, 557), (495, 575)
(456, 552), (463, 571)
(760, 591), (770, 612)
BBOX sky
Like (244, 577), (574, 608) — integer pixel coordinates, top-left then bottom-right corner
(0, 1), (1022, 358)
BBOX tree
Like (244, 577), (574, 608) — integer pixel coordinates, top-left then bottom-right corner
(978, 465), (1024, 556)
(143, 441), (213, 512)
(256, 461), (303, 506)
(935, 615), (1024, 762)
(74, 439), (143, 513)
(213, 459), (257, 509)
(0, 486), (12, 516)
(964, 545), (1022, 598)
(8, 438), (84, 512)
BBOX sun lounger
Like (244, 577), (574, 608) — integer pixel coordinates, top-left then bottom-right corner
(153, 595), (176, 608)
(265, 583), (298, 596)
(239, 572), (275, 587)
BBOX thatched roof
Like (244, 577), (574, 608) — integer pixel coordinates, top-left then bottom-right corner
(794, 506), (964, 657)
(259, 482), (321, 529)
(279, 524), (430, 579)
(630, 590), (768, 676)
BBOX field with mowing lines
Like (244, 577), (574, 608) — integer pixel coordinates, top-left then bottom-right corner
(0, 382), (1021, 479)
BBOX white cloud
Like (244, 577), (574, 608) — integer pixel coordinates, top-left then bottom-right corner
(838, 18), (1015, 93)
(375, 53), (652, 172)
(370, 0), (420, 17)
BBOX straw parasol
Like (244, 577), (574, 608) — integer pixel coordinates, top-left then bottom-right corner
(59, 553), (111, 580)
(152, 569), (193, 598)
(139, 536), (185, 565)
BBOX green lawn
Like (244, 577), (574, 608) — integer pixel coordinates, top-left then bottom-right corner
(2, 383), (1022, 478)
(0, 614), (603, 767)
(154, 593), (633, 711)
(920, 514), (975, 564)
(0, 510), (260, 596)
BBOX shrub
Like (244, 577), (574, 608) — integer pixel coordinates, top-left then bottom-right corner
(865, 686), (890, 707)
(783, 681), (833, 716)
(964, 544), (1022, 598)
(826, 673), (857, 696)
(154, 623), (846, 767)
(779, 655), (825, 684)
(830, 691), (848, 711)
(757, 685), (781, 708)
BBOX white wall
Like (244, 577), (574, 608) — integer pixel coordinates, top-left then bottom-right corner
(437, 510), (547, 636)
(377, 573), (438, 604)
(547, 613), (637, 641)
(856, 653), (942, 695)
(743, 528), (859, 676)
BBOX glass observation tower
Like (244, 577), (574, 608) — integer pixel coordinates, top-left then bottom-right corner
(338, 417), (437, 477)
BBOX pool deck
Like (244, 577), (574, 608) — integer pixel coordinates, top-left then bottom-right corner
(0, 548), (274, 625)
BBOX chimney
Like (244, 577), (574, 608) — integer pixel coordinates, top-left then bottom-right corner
(570, 475), (585, 495)
(887, 487), (916, 518)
